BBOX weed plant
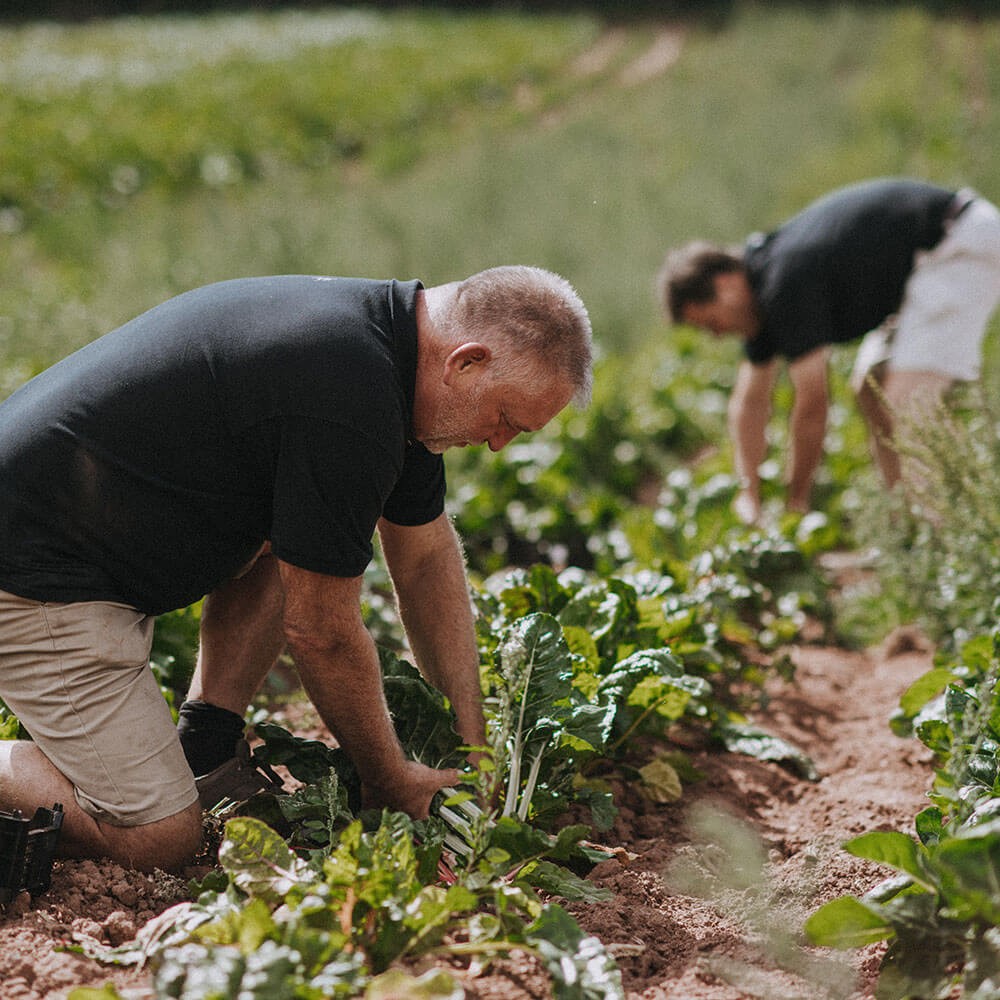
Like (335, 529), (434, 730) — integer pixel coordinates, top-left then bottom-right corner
(850, 382), (1000, 649)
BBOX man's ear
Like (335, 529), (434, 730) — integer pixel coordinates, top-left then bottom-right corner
(443, 342), (492, 384)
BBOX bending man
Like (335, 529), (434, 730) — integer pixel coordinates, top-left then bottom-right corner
(0, 266), (593, 871)
(659, 178), (1000, 523)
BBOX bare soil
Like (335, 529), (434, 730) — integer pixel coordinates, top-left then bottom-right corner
(0, 621), (936, 1000)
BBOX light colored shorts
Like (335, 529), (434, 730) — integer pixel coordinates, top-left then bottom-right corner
(0, 589), (199, 827)
(851, 192), (1000, 390)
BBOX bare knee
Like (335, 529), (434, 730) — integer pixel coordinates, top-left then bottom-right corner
(882, 369), (952, 415)
(98, 801), (204, 872)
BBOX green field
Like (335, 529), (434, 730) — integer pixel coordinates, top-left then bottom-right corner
(6, 0), (1000, 609)
(4, 2), (1000, 385)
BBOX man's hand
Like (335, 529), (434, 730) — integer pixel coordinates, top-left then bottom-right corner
(733, 487), (762, 526)
(361, 760), (462, 819)
(785, 495), (811, 516)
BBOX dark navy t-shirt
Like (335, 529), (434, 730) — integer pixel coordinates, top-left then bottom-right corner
(0, 276), (445, 615)
(744, 178), (955, 363)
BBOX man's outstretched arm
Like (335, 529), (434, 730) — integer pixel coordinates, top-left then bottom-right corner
(728, 359), (779, 524)
(278, 560), (460, 817)
(377, 513), (486, 751)
(786, 347), (831, 513)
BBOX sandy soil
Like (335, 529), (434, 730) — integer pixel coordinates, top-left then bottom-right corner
(0, 625), (936, 1000)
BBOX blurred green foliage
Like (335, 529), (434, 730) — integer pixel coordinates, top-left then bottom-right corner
(5, 4), (1000, 370)
(2, 2), (1000, 648)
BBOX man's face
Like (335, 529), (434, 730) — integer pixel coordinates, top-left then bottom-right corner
(681, 271), (759, 339)
(419, 372), (573, 455)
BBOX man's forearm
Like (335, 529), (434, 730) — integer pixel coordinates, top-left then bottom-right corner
(397, 561), (485, 747)
(730, 397), (769, 495)
(381, 517), (486, 748)
(278, 563), (409, 787)
(289, 624), (409, 786)
(785, 348), (830, 513)
(278, 559), (460, 820)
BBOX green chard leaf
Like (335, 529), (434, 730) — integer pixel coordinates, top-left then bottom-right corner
(898, 667), (957, 719)
(934, 817), (1000, 924)
(713, 718), (818, 781)
(804, 895), (894, 948)
(844, 831), (934, 890)
(496, 614), (609, 822)
(521, 860), (611, 902)
(219, 817), (309, 904)
(524, 904), (624, 1000)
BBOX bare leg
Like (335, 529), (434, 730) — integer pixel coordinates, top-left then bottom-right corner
(882, 369), (952, 415)
(186, 551), (287, 715)
(854, 369), (900, 487)
(0, 741), (202, 872)
(856, 369), (952, 489)
(882, 369), (953, 491)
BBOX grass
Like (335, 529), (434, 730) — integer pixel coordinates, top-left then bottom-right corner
(0, 7), (601, 367)
(842, 382), (1000, 648)
(5, 3), (1000, 376)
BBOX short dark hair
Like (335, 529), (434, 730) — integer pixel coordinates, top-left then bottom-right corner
(657, 241), (743, 323)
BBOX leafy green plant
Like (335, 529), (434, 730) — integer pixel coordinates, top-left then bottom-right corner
(149, 604), (202, 713)
(0, 699), (24, 740)
(79, 809), (623, 1000)
(493, 614), (614, 825)
(805, 821), (1000, 999)
(806, 628), (1000, 998)
(478, 535), (825, 718)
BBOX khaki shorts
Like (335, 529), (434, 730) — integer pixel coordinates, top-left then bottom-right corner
(0, 589), (199, 827)
(851, 193), (1000, 391)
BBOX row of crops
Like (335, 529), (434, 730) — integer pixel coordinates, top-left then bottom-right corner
(73, 535), (832, 999)
(796, 394), (1000, 998)
(806, 636), (1000, 999)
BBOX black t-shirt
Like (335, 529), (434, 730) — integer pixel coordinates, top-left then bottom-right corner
(744, 178), (955, 364)
(0, 276), (445, 615)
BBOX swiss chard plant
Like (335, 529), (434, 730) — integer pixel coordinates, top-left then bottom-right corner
(476, 561), (820, 778)
(60, 522), (826, 1000)
(76, 808), (622, 1000)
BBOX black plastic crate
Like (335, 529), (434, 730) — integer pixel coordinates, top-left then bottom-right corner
(0, 803), (64, 904)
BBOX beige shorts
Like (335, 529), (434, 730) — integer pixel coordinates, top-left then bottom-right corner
(851, 193), (1000, 390)
(0, 589), (198, 827)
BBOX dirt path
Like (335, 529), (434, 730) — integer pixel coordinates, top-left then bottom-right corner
(0, 632), (936, 1000)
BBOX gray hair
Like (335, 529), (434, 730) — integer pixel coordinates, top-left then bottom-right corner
(452, 265), (593, 406)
